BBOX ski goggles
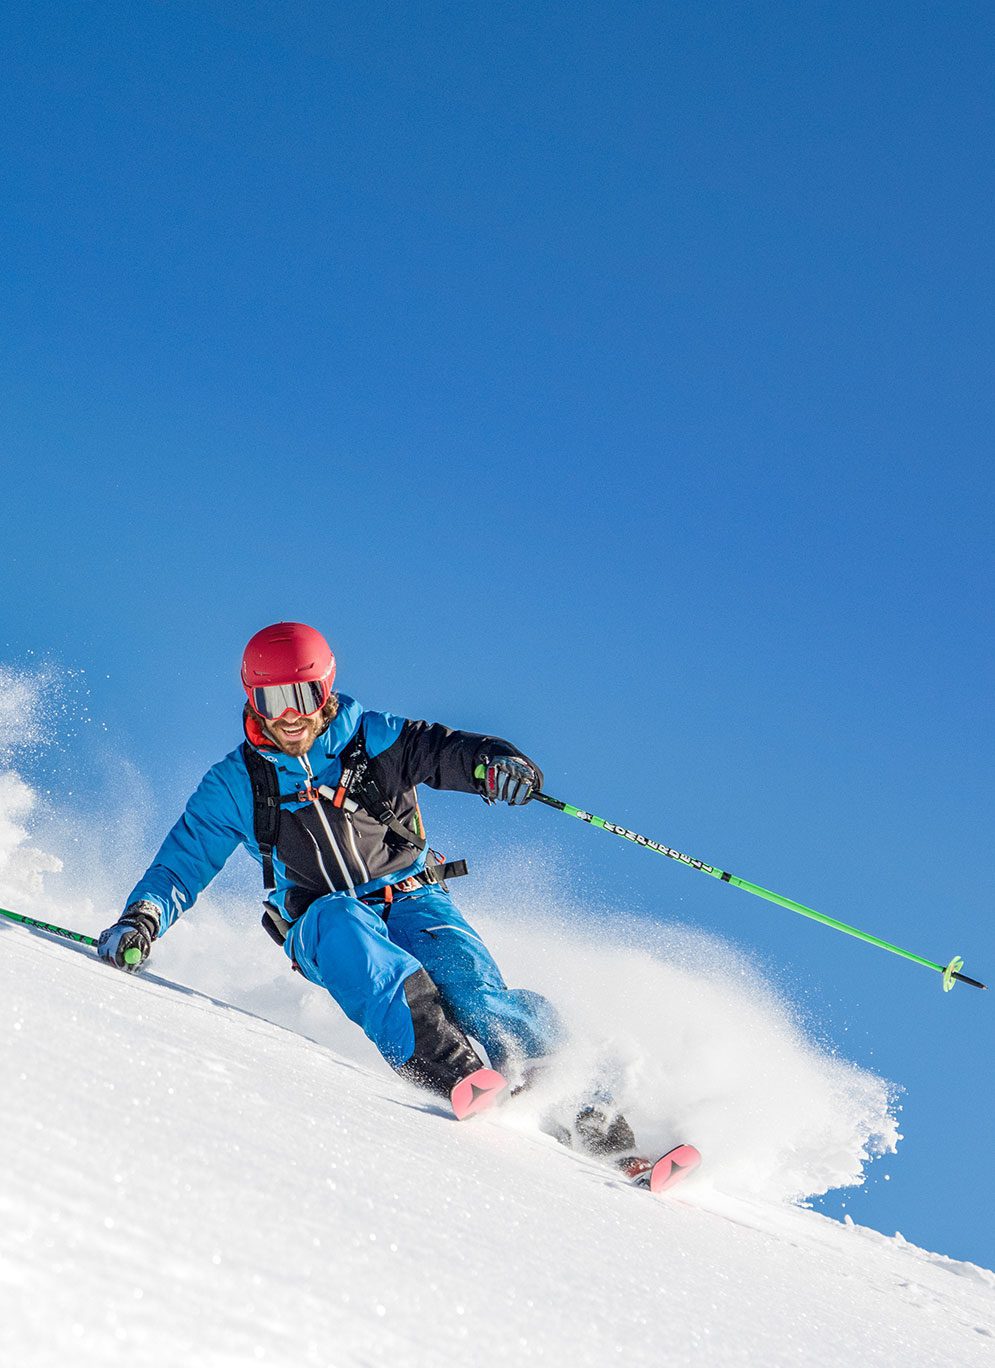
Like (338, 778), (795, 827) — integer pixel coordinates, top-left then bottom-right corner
(247, 675), (332, 720)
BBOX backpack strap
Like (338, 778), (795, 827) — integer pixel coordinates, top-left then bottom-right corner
(241, 741), (293, 891)
(332, 725), (427, 856)
(242, 724), (428, 895)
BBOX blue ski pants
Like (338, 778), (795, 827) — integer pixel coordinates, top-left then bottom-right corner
(284, 885), (563, 1073)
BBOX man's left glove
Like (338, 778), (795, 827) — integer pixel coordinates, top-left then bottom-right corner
(97, 900), (160, 972)
(480, 754), (543, 806)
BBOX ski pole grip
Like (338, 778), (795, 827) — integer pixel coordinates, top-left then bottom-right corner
(123, 947), (143, 966)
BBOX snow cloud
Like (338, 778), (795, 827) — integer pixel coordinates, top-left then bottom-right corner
(464, 857), (902, 1205)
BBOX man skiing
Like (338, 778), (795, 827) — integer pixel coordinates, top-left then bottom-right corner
(98, 622), (570, 1122)
(95, 621), (691, 1183)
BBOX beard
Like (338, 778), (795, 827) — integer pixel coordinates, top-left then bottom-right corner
(265, 715), (322, 755)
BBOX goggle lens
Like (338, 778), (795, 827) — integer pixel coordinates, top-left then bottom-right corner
(250, 679), (328, 720)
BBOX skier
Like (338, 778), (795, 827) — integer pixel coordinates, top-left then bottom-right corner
(97, 622), (636, 1155)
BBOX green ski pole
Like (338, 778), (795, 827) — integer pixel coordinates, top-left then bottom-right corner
(0, 906), (143, 966)
(475, 768), (986, 994)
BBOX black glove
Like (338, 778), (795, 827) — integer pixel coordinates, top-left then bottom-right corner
(97, 900), (160, 972)
(480, 754), (543, 806)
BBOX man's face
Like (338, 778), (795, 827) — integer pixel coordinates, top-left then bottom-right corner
(264, 709), (324, 757)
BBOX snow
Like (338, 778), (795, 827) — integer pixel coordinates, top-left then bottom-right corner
(2, 927), (994, 1367)
(1, 684), (993, 1366)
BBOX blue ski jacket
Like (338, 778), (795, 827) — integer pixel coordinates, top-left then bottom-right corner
(126, 695), (526, 933)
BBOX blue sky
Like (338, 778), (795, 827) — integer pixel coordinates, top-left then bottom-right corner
(2, 2), (993, 1264)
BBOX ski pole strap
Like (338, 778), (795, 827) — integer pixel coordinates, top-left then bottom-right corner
(529, 792), (988, 994)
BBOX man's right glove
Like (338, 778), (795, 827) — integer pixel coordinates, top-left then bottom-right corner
(97, 900), (160, 972)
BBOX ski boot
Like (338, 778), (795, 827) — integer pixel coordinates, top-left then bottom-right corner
(574, 1103), (652, 1177)
(576, 1107), (702, 1191)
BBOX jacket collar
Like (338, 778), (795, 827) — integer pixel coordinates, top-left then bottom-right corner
(242, 706), (277, 751)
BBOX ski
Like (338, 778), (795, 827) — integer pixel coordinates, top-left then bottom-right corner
(451, 1068), (508, 1120)
(619, 1143), (702, 1195)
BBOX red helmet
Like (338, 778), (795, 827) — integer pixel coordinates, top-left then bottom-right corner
(241, 622), (336, 720)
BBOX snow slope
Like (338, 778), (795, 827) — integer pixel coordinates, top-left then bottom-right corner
(0, 671), (991, 1367)
(2, 926), (993, 1368)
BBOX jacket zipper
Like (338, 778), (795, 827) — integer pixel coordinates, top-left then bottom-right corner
(315, 783), (371, 885)
(342, 813), (371, 884)
(300, 756), (356, 896)
(303, 825), (338, 894)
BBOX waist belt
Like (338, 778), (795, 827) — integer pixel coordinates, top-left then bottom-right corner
(360, 858), (469, 909)
(261, 857), (469, 946)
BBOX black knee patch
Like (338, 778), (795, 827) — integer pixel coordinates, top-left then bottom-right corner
(395, 968), (484, 1097)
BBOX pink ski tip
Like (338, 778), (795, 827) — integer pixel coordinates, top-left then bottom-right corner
(450, 1068), (508, 1120)
(649, 1144), (702, 1195)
